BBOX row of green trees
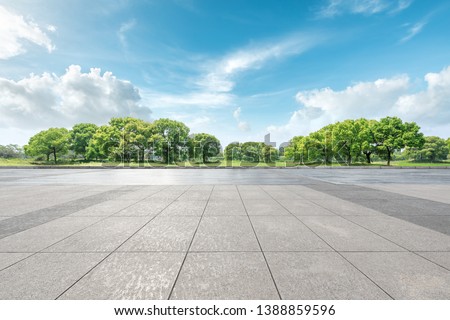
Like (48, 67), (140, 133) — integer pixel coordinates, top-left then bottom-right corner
(19, 115), (450, 165)
(24, 118), (221, 164)
(224, 142), (279, 163)
(0, 144), (24, 159)
(282, 116), (448, 165)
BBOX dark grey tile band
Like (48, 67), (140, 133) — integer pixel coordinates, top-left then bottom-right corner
(303, 183), (450, 236)
(0, 186), (140, 240)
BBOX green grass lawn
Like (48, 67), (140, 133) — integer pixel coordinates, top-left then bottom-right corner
(1, 158), (449, 167)
(0, 158), (36, 166)
(387, 160), (450, 167)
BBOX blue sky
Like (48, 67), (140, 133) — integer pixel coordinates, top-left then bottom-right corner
(1, 0), (450, 147)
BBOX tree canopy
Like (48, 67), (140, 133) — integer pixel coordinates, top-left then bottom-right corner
(372, 117), (424, 165)
(70, 123), (98, 159)
(150, 118), (190, 163)
(284, 116), (427, 166)
(405, 136), (449, 162)
(15, 116), (449, 166)
(0, 144), (24, 159)
(24, 128), (70, 163)
(189, 133), (221, 163)
(224, 141), (278, 163)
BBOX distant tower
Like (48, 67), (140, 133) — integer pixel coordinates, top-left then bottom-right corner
(264, 133), (276, 147)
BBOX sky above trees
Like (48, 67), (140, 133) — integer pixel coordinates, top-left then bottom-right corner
(0, 0), (449, 147)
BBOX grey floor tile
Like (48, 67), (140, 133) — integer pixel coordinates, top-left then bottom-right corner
(299, 216), (405, 252)
(0, 217), (102, 252)
(44, 217), (149, 252)
(278, 199), (336, 216)
(178, 190), (211, 201)
(352, 199), (450, 217)
(69, 200), (137, 217)
(119, 216), (200, 252)
(160, 200), (207, 216)
(311, 198), (384, 216)
(397, 215), (450, 236)
(204, 200), (247, 216)
(238, 186), (268, 200)
(239, 191), (268, 200)
(265, 252), (390, 299)
(59, 252), (184, 299)
(287, 186), (340, 200)
(189, 185), (214, 191)
(191, 216), (260, 251)
(250, 216), (331, 251)
(342, 252), (450, 299)
(0, 189), (133, 239)
(260, 187), (303, 200)
(346, 215), (450, 251)
(244, 199), (290, 216)
(363, 184), (450, 204)
(170, 252), (279, 299)
(114, 200), (170, 217)
(415, 252), (450, 270)
(0, 252), (107, 299)
(394, 199), (450, 216)
(212, 185), (237, 191)
(0, 252), (32, 270)
(113, 189), (163, 201)
(146, 192), (186, 201)
(209, 190), (241, 201)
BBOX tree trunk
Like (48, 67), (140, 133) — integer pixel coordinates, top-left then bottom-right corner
(387, 147), (391, 166)
(46, 154), (50, 162)
(53, 147), (57, 164)
(365, 152), (371, 164)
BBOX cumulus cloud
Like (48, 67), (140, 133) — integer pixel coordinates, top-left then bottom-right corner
(0, 65), (151, 129)
(0, 6), (55, 59)
(318, 0), (412, 18)
(233, 107), (250, 131)
(394, 66), (450, 124)
(268, 66), (450, 141)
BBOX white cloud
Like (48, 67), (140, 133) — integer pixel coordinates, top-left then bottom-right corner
(318, 0), (412, 18)
(188, 115), (212, 127)
(0, 6), (55, 59)
(394, 66), (450, 124)
(238, 121), (251, 132)
(268, 66), (450, 142)
(162, 113), (214, 135)
(393, 0), (414, 13)
(47, 25), (57, 32)
(117, 19), (136, 48)
(233, 107), (241, 120)
(233, 107), (250, 132)
(400, 21), (426, 42)
(0, 65), (151, 129)
(197, 33), (322, 93)
(295, 76), (410, 119)
(142, 90), (233, 108)
(141, 32), (322, 111)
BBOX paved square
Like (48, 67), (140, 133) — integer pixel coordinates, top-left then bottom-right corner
(0, 168), (450, 299)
